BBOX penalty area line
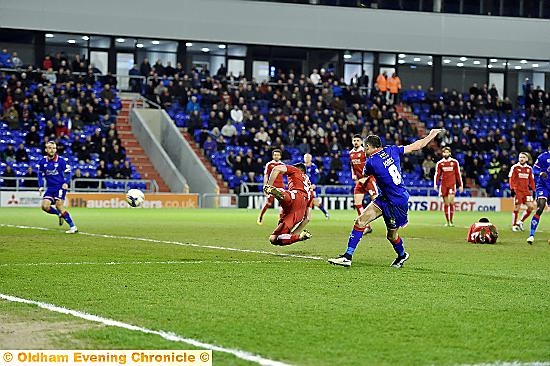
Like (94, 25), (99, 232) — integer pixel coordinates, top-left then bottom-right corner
(0, 293), (292, 366)
(0, 224), (323, 261)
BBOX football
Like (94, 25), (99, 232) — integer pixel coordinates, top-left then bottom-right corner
(126, 189), (145, 207)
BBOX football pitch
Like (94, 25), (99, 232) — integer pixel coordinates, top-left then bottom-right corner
(0, 207), (549, 365)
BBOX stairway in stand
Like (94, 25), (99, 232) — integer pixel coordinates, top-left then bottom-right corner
(179, 129), (229, 194)
(395, 104), (425, 136)
(117, 100), (171, 192)
(395, 103), (440, 150)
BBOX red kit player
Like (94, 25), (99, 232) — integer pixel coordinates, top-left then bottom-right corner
(508, 152), (535, 231)
(257, 149), (285, 225)
(466, 218), (499, 244)
(434, 147), (463, 226)
(263, 163), (313, 246)
(349, 134), (378, 233)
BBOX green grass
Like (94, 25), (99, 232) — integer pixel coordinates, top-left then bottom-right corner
(0, 207), (549, 365)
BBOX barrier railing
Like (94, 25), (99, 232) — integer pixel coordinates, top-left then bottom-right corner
(239, 182), (488, 197)
(0, 177), (158, 192)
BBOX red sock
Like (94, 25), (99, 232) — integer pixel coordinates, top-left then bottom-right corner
(275, 234), (299, 246)
(259, 197), (273, 220)
(520, 209), (532, 223)
(449, 204), (455, 222)
(444, 204), (449, 222)
(355, 204), (362, 215)
(512, 210), (519, 225)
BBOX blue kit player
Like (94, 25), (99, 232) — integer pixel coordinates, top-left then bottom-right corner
(527, 146), (550, 244)
(304, 153), (329, 219)
(38, 141), (78, 234)
(328, 129), (444, 268)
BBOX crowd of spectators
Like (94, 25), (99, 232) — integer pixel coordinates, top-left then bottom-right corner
(0, 47), (138, 189)
(138, 56), (549, 195)
(139, 59), (429, 192)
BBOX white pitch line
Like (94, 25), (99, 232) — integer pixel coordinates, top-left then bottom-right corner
(458, 362), (550, 366)
(0, 293), (293, 366)
(0, 260), (289, 267)
(0, 224), (323, 261)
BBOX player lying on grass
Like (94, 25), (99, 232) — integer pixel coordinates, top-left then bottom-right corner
(328, 129), (444, 268)
(263, 163), (313, 246)
(466, 218), (499, 244)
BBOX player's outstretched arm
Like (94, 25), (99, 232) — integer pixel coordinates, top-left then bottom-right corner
(404, 129), (445, 154)
(267, 165), (287, 186)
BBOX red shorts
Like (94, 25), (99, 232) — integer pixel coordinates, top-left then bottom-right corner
(439, 185), (456, 197)
(272, 191), (309, 236)
(514, 192), (533, 206)
(354, 177), (378, 198)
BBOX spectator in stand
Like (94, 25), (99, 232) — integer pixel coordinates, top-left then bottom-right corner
(221, 120), (238, 142)
(11, 52), (23, 68)
(216, 64), (227, 79)
(15, 143), (28, 163)
(129, 64), (141, 92)
(2, 165), (17, 187)
(2, 144), (16, 163)
(422, 155), (436, 179)
(140, 58), (152, 77)
(3, 106), (19, 129)
(310, 69), (321, 85)
(120, 160), (133, 179)
(387, 72), (401, 105)
(375, 71), (388, 99)
(24, 166), (38, 188)
(203, 135), (217, 156)
(186, 95), (200, 114)
(55, 120), (70, 138)
(108, 145), (126, 164)
(25, 125), (41, 147)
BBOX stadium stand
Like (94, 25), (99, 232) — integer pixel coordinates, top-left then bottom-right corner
(0, 50), (154, 191)
(138, 61), (550, 197)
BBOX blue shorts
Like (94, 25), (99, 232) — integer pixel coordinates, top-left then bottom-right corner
(43, 187), (67, 204)
(372, 195), (408, 229)
(535, 184), (550, 204)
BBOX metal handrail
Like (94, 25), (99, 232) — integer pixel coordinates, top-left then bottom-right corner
(238, 181), (485, 197)
(0, 177), (157, 192)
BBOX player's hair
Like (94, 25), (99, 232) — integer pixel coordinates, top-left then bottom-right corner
(364, 135), (381, 148)
(293, 162), (306, 173)
(478, 217), (490, 223)
(272, 149), (282, 156)
(352, 134), (362, 140)
(519, 152), (531, 161)
(442, 147), (451, 153)
(45, 141), (56, 146)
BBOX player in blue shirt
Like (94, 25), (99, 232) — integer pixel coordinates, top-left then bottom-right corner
(329, 129), (444, 268)
(527, 146), (550, 244)
(38, 141), (78, 233)
(304, 153), (329, 219)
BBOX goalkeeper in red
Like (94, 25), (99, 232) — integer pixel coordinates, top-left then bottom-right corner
(263, 163), (313, 246)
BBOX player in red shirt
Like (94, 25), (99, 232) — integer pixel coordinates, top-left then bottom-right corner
(263, 163), (313, 246)
(257, 149), (285, 225)
(434, 147), (463, 226)
(508, 152), (536, 231)
(350, 134), (378, 234)
(467, 218), (499, 244)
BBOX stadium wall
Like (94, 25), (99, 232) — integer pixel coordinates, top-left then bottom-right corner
(1, 0), (550, 59)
